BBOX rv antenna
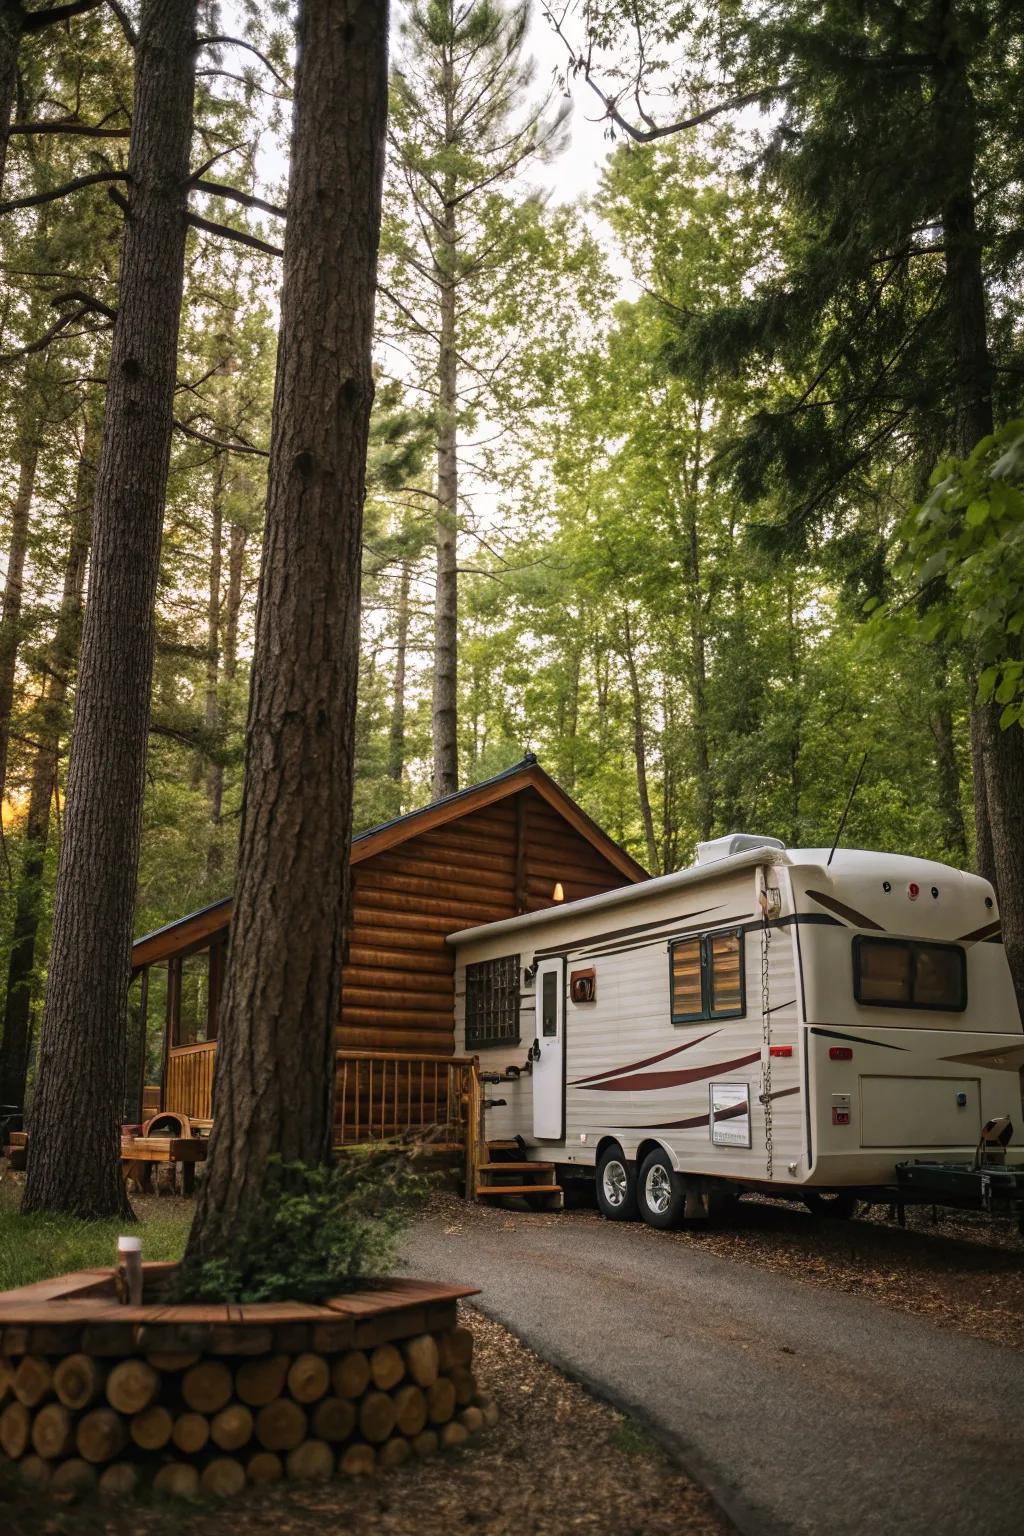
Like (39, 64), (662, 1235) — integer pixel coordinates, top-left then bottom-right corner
(827, 751), (868, 868)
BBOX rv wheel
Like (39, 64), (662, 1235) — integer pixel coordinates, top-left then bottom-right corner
(637, 1149), (687, 1229)
(803, 1191), (858, 1220)
(596, 1145), (638, 1221)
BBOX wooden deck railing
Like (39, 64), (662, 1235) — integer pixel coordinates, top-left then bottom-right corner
(164, 1041), (217, 1122)
(162, 1043), (480, 1180)
(333, 1050), (476, 1149)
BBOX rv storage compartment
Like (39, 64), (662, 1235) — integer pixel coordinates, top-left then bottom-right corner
(859, 1076), (980, 1148)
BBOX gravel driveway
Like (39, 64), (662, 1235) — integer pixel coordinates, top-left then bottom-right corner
(399, 1201), (1024, 1536)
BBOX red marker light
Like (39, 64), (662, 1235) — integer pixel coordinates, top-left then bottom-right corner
(770, 1045), (793, 1058)
(908, 882), (920, 901)
(829, 1047), (853, 1061)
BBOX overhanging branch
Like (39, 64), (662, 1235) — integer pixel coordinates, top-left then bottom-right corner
(0, 169), (127, 215)
(186, 211), (283, 257)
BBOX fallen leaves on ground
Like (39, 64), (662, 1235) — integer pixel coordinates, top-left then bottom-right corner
(0, 1311), (725, 1536)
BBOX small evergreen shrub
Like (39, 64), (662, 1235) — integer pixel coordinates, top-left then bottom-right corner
(175, 1146), (431, 1303)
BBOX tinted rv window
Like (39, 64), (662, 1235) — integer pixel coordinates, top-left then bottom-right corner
(853, 937), (966, 1012)
(465, 954), (520, 1049)
(670, 930), (746, 1023)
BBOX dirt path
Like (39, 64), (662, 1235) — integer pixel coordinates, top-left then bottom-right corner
(400, 1197), (1024, 1536)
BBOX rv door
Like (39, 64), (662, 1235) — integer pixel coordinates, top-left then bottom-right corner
(533, 958), (565, 1139)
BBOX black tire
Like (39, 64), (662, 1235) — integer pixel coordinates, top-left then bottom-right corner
(595, 1145), (638, 1221)
(803, 1190), (858, 1220)
(636, 1148), (687, 1229)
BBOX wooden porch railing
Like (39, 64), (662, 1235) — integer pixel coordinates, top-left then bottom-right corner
(333, 1050), (477, 1149)
(162, 1044), (480, 1184)
(164, 1040), (217, 1123)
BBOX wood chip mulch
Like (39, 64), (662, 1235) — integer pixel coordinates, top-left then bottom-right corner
(0, 1309), (726, 1536)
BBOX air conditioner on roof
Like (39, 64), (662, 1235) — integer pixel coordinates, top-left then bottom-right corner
(696, 834), (786, 865)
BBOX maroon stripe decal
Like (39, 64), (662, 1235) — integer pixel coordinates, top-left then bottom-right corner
(588, 1050), (761, 1093)
(616, 1085), (799, 1132)
(569, 1030), (720, 1088)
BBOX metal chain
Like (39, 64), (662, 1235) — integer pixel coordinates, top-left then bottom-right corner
(761, 895), (774, 1182)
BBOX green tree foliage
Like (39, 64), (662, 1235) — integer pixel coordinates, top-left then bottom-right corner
(894, 420), (1024, 725)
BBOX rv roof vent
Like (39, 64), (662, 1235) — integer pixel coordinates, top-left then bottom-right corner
(696, 833), (786, 865)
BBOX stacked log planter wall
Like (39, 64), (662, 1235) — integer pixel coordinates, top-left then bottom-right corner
(0, 1267), (497, 1497)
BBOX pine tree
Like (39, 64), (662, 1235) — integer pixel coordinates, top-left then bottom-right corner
(185, 0), (390, 1262)
(23, 0), (197, 1218)
(384, 0), (566, 798)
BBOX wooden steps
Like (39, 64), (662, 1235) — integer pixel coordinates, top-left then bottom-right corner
(475, 1153), (563, 1209)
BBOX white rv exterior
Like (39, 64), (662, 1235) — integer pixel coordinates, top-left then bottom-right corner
(449, 841), (1024, 1214)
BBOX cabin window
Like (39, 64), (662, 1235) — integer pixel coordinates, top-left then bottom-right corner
(465, 954), (520, 1050)
(853, 936), (966, 1011)
(670, 929), (745, 1023)
(176, 952), (210, 1045)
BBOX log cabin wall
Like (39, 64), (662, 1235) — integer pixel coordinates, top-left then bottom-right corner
(338, 788), (636, 1057)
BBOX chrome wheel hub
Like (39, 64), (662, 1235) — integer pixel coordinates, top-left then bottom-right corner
(646, 1163), (672, 1215)
(602, 1159), (628, 1207)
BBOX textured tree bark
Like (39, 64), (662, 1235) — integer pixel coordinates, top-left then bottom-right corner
(223, 521), (247, 682)
(0, 439), (38, 808)
(205, 453), (225, 877)
(185, 0), (390, 1261)
(0, 1), (24, 194)
(0, 417), (95, 1115)
(927, 659), (968, 866)
(621, 609), (661, 877)
(22, 0), (196, 1218)
(432, 250), (459, 801)
(934, 17), (1024, 1006)
(386, 559), (410, 815)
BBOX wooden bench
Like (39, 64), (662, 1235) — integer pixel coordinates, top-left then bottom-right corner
(120, 1134), (207, 1195)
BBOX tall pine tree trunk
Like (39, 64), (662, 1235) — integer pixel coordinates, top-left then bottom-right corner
(0, 0), (23, 194)
(0, 439), (39, 807)
(0, 414), (95, 1115)
(621, 608), (660, 876)
(387, 557), (410, 815)
(23, 0), (196, 1218)
(935, 11), (1024, 1008)
(186, 0), (390, 1261)
(205, 452), (225, 877)
(432, 254), (458, 801)
(223, 521), (246, 681)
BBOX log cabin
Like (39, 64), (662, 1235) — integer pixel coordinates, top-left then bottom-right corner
(128, 757), (647, 1171)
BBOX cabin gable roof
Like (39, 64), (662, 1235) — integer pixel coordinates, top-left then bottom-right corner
(131, 756), (647, 970)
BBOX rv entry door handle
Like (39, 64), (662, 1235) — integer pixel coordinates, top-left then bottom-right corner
(529, 1038), (541, 1063)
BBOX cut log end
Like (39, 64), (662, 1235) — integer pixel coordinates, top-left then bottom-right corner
(332, 1350), (371, 1399)
(76, 1406), (128, 1464)
(99, 1461), (140, 1498)
(211, 1401), (254, 1452)
(246, 1449), (284, 1484)
(236, 1353), (289, 1407)
(172, 1410), (210, 1454)
(152, 1461), (201, 1499)
(53, 1353), (104, 1410)
(359, 1389), (397, 1444)
(200, 1455), (247, 1498)
(182, 1359), (232, 1414)
(286, 1438), (334, 1481)
(370, 1343), (404, 1392)
(286, 1352), (330, 1404)
(106, 1357), (159, 1415)
(255, 1396), (307, 1452)
(51, 1457), (99, 1494)
(339, 1441), (376, 1477)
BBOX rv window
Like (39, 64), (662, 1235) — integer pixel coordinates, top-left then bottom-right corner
(853, 937), (966, 1011)
(465, 954), (521, 1049)
(670, 930), (746, 1023)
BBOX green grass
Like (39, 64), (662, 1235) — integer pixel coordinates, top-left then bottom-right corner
(608, 1419), (660, 1458)
(0, 1183), (191, 1292)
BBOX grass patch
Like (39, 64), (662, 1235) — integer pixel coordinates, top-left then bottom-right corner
(608, 1418), (660, 1458)
(0, 1181), (191, 1291)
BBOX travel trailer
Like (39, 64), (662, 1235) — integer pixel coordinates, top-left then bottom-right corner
(451, 836), (1024, 1226)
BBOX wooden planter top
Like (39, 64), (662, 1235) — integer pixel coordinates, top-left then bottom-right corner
(0, 1266), (478, 1356)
